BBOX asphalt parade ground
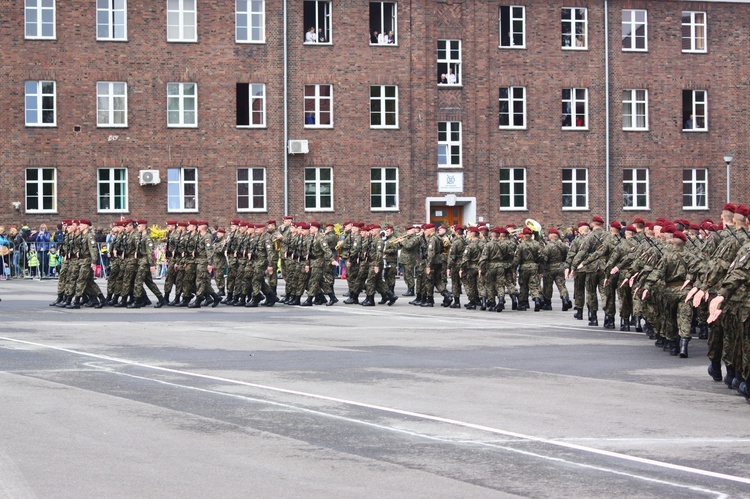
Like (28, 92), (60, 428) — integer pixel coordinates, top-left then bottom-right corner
(1, 277), (750, 498)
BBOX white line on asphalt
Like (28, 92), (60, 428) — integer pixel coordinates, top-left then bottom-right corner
(2, 335), (749, 489)
(92, 364), (728, 498)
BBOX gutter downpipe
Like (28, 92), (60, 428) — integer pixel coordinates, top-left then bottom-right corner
(604, 0), (611, 224)
(283, 0), (289, 216)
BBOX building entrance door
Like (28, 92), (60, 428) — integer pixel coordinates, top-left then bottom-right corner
(430, 206), (463, 228)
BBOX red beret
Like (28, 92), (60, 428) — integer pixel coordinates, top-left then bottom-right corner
(625, 225), (636, 232)
(325, 223), (335, 227)
(176, 221), (188, 227)
(136, 219), (147, 226)
(673, 231), (687, 242)
(353, 222), (365, 228)
(267, 220), (276, 225)
(230, 219), (241, 225)
(632, 218), (645, 225)
(343, 221), (352, 226)
(477, 222), (487, 227)
(166, 220), (178, 226)
(79, 219), (92, 226)
(422, 223), (435, 230)
(497, 227), (509, 235)
(370, 224), (381, 230)
(283, 215), (294, 220)
(300, 222), (310, 230)
(62, 219), (73, 225)
(592, 216), (605, 224)
(577, 222), (589, 228)
(506, 223), (517, 229)
(548, 228), (560, 236)
(188, 220), (198, 226)
(216, 228), (226, 234)
(646, 222), (655, 230)
(662, 224), (676, 234)
(688, 223), (700, 231)
(454, 225), (464, 232)
(478, 226), (489, 231)
(522, 227), (533, 235)
(610, 221), (622, 230)
(723, 203), (737, 213)
(468, 227), (479, 233)
(735, 204), (750, 217)
(310, 222), (321, 228)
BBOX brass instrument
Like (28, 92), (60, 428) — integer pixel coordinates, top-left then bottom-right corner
(525, 218), (543, 234)
(390, 234), (411, 245)
(273, 233), (282, 252)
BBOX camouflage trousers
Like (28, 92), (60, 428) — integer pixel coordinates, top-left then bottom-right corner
(460, 267), (479, 302)
(106, 258), (122, 297)
(572, 271), (586, 309)
(449, 265), (462, 297)
(542, 266), (569, 301)
(346, 261), (361, 294)
(720, 299), (747, 372)
(518, 264), (541, 303)
(401, 258), (416, 290)
(364, 263), (389, 297)
(660, 285), (692, 340)
(134, 258), (163, 300)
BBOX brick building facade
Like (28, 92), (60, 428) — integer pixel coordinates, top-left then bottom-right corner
(1, 0), (748, 230)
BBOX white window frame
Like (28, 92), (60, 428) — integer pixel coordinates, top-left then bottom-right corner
(369, 85), (398, 129)
(370, 167), (399, 211)
(236, 0), (265, 43)
(236, 83), (266, 128)
(25, 0), (56, 39)
(303, 0), (331, 44)
(167, 82), (197, 128)
(622, 168), (649, 210)
(562, 7), (587, 49)
(438, 121), (461, 168)
(437, 39), (461, 86)
(683, 169), (708, 210)
(167, 0), (197, 42)
(562, 88), (588, 130)
(167, 167), (199, 213)
(25, 167), (57, 213)
(25, 80), (56, 127)
(499, 5), (525, 49)
(370, 1), (397, 46)
(97, 81), (128, 127)
(562, 168), (589, 210)
(682, 11), (706, 53)
(304, 84), (333, 128)
(683, 90), (707, 131)
(237, 167), (267, 212)
(97, 0), (127, 41)
(97, 168), (129, 213)
(499, 86), (526, 129)
(622, 89), (648, 131)
(499, 168), (527, 211)
(304, 167), (333, 211)
(622, 9), (646, 52)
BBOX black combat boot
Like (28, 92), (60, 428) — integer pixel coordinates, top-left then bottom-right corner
(108, 295), (120, 306)
(233, 294), (247, 306)
(604, 315), (615, 329)
(635, 316), (644, 332)
(314, 293), (327, 305)
(449, 297), (461, 309)
(480, 298), (487, 311)
(154, 295), (166, 308)
(487, 299), (496, 312)
(218, 288), (225, 297)
(246, 294), (263, 307)
(301, 295), (314, 306)
(66, 296), (81, 309)
(402, 287), (415, 297)
(386, 292), (398, 306)
(587, 310), (598, 326)
(57, 295), (72, 308)
(708, 361), (723, 381)
(654, 336), (665, 348)
(517, 300), (527, 312)
(187, 296), (204, 309)
(645, 322), (655, 339)
(210, 292), (221, 308)
(533, 297), (543, 312)
(326, 293), (338, 306)
(465, 299), (477, 310)
(127, 296), (143, 309)
(542, 297), (553, 311)
(561, 296), (572, 311)
(114, 294), (131, 308)
(738, 381), (750, 401)
(678, 337), (690, 358)
(619, 317), (629, 331)
(698, 323), (709, 340)
(49, 294), (64, 307)
(573, 308), (583, 320)
(178, 294), (193, 307)
(421, 296), (435, 307)
(409, 294), (423, 305)
(344, 293), (359, 304)
(168, 294), (181, 306)
(496, 298), (505, 312)
(265, 292), (280, 307)
(724, 366), (736, 389)
(510, 294), (518, 310)
(668, 339), (680, 356)
(221, 293), (234, 305)
(84, 295), (98, 308)
(289, 295), (301, 306)
(361, 295), (375, 306)
(378, 294), (388, 304)
(95, 294), (106, 309)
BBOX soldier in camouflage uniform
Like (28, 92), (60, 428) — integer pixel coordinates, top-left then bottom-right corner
(604, 225), (638, 331)
(129, 219), (166, 308)
(572, 217), (607, 325)
(340, 222), (361, 304)
(581, 220), (623, 328)
(176, 220), (198, 306)
(161, 220), (180, 304)
(211, 227), (227, 296)
(421, 223), (452, 307)
(516, 227), (545, 312)
(565, 222), (589, 319)
(167, 221), (189, 305)
(220, 221), (240, 304)
(301, 222), (337, 306)
(382, 225), (400, 298)
(187, 221), (221, 308)
(399, 225), (418, 296)
(460, 227), (482, 309)
(67, 219), (104, 309)
(542, 228), (572, 312)
(323, 223), (340, 302)
(446, 225), (465, 308)
(50, 219), (73, 307)
(361, 224), (397, 306)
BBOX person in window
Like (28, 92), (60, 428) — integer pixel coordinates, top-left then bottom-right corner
(575, 35), (585, 47)
(377, 31), (386, 44)
(305, 26), (317, 43)
(576, 116), (584, 127)
(446, 68), (457, 85)
(684, 114), (694, 129)
(371, 30), (379, 44)
(305, 112), (315, 125)
(439, 73), (448, 84)
(388, 31), (395, 44)
(317, 28), (325, 43)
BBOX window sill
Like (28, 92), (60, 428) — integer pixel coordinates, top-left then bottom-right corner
(562, 207), (589, 211)
(24, 36), (57, 41)
(370, 126), (399, 130)
(25, 210), (58, 214)
(682, 206), (709, 211)
(438, 165), (463, 169)
(167, 209), (200, 213)
(562, 46), (588, 51)
(97, 38), (129, 42)
(236, 40), (266, 44)
(682, 50), (707, 54)
(622, 127), (649, 132)
(237, 209), (268, 213)
(499, 207), (528, 212)
(682, 129), (708, 133)
(498, 45), (526, 50)
(561, 127), (589, 131)
(25, 124), (57, 128)
(237, 125), (267, 129)
(304, 125), (334, 129)
(370, 43), (398, 47)
(97, 124), (129, 128)
(438, 84), (462, 88)
(622, 206), (650, 211)
(622, 48), (648, 53)
(167, 125), (199, 129)
(98, 210), (130, 214)
(167, 39), (198, 43)
(371, 208), (399, 212)
(498, 126), (527, 131)
(304, 208), (335, 213)
(304, 42), (332, 46)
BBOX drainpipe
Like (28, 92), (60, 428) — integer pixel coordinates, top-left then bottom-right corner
(283, 0), (289, 216)
(604, 0), (611, 224)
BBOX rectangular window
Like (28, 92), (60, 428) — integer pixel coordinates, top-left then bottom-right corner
(562, 7), (587, 49)
(682, 11), (706, 53)
(236, 83), (265, 127)
(370, 85), (398, 128)
(370, 167), (398, 210)
(97, 82), (128, 127)
(683, 169), (708, 209)
(236, 0), (264, 43)
(438, 122), (461, 168)
(167, 82), (197, 127)
(562, 88), (588, 129)
(303, 1), (331, 43)
(25, 80), (56, 127)
(562, 168), (588, 210)
(167, 0), (196, 42)
(622, 9), (646, 51)
(499, 86), (526, 129)
(97, 0), (127, 41)
(499, 6), (525, 48)
(437, 39), (461, 85)
(237, 167), (266, 211)
(623, 168), (649, 210)
(97, 168), (128, 212)
(499, 168), (526, 210)
(682, 90), (707, 131)
(167, 167), (198, 212)
(25, 167), (57, 213)
(304, 84), (333, 127)
(304, 167), (333, 210)
(622, 89), (647, 130)
(25, 0), (55, 39)
(370, 2), (397, 45)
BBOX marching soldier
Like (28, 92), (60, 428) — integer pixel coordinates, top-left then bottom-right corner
(129, 219), (166, 309)
(542, 228), (572, 312)
(460, 227), (482, 309)
(446, 225), (465, 308)
(399, 225), (418, 296)
(516, 227), (545, 311)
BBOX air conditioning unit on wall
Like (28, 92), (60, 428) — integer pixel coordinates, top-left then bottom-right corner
(288, 140), (309, 154)
(139, 170), (161, 185)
